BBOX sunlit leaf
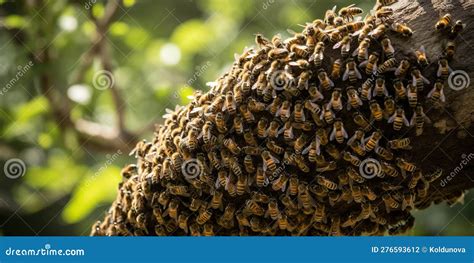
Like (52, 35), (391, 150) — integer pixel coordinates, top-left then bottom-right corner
(110, 22), (130, 36)
(4, 15), (26, 29)
(123, 0), (136, 8)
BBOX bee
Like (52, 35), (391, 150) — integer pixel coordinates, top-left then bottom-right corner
(415, 46), (429, 67)
(373, 77), (388, 97)
(324, 5), (338, 25)
(271, 34), (284, 48)
(364, 130), (382, 151)
(320, 104), (335, 125)
(376, 0), (398, 7)
(313, 27), (330, 43)
(376, 57), (397, 75)
(395, 59), (410, 77)
(318, 69), (335, 90)
(437, 58), (453, 80)
(333, 35), (352, 57)
(435, 13), (452, 30)
(339, 4), (363, 21)
(375, 6), (393, 19)
(382, 194), (399, 213)
(382, 162), (402, 178)
(331, 59), (343, 79)
(391, 22), (412, 37)
(388, 107), (409, 131)
(346, 87), (363, 110)
(239, 104), (255, 123)
(383, 96), (396, 118)
(396, 157), (416, 172)
(236, 175), (249, 195)
(445, 40), (455, 60)
(359, 52), (379, 75)
(375, 146), (393, 160)
(353, 37), (371, 62)
(223, 138), (241, 155)
(362, 186), (378, 201)
(288, 175), (299, 196)
(313, 204), (327, 223)
(261, 150), (279, 172)
(268, 47), (289, 60)
(343, 58), (362, 83)
(298, 183), (315, 210)
(353, 111), (371, 131)
(290, 43), (309, 58)
(308, 85), (325, 101)
(255, 33), (271, 48)
(427, 80), (446, 104)
(347, 129), (365, 146)
(243, 154), (256, 174)
(369, 100), (383, 121)
(326, 143), (341, 160)
(411, 68), (430, 90)
(294, 154), (310, 173)
(329, 88), (343, 111)
(282, 121), (295, 141)
(267, 120), (281, 138)
(302, 139), (321, 161)
(215, 170), (228, 189)
(406, 82), (418, 108)
(360, 78), (374, 100)
(368, 24), (386, 39)
(264, 199), (280, 220)
(401, 192), (415, 211)
(316, 161), (337, 173)
(292, 102), (306, 123)
(256, 118), (268, 139)
(411, 105), (431, 136)
(316, 128), (329, 146)
(255, 167), (268, 187)
(272, 173), (289, 192)
(388, 137), (412, 150)
(214, 112), (228, 134)
(310, 41), (325, 67)
(342, 151), (361, 166)
(393, 78), (407, 100)
(330, 119), (348, 143)
(294, 134), (308, 154)
(304, 100), (322, 116)
(347, 167), (365, 183)
(356, 23), (374, 42)
(450, 20), (465, 39)
(381, 37), (395, 59)
(351, 185), (364, 203)
(168, 185), (190, 197)
(248, 98), (266, 112)
(276, 101), (291, 122)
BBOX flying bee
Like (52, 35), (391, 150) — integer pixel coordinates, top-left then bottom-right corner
(388, 107), (409, 131)
(261, 150), (279, 172)
(330, 119), (348, 143)
(415, 45), (429, 67)
(407, 82), (418, 108)
(373, 77), (388, 97)
(310, 41), (325, 67)
(318, 69), (335, 90)
(396, 157), (416, 172)
(290, 43), (310, 58)
(411, 68), (430, 90)
(393, 78), (407, 100)
(427, 80), (446, 104)
(324, 5), (337, 25)
(381, 37), (395, 59)
(375, 146), (393, 160)
(437, 58), (453, 80)
(329, 88), (343, 111)
(331, 59), (343, 79)
(333, 35), (352, 57)
(343, 58), (362, 83)
(223, 138), (241, 155)
(339, 4), (363, 21)
(450, 20), (465, 39)
(369, 100), (383, 121)
(368, 24), (386, 40)
(410, 104), (431, 136)
(395, 59), (410, 77)
(352, 37), (370, 62)
(383, 96), (396, 118)
(353, 111), (371, 131)
(346, 87), (363, 110)
(364, 129), (382, 151)
(435, 13), (452, 30)
(391, 22), (412, 37)
(256, 118), (268, 138)
(376, 57), (397, 75)
(343, 151), (362, 166)
(388, 138), (412, 150)
(320, 103), (335, 124)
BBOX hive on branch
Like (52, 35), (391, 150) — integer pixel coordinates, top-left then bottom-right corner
(92, 0), (474, 236)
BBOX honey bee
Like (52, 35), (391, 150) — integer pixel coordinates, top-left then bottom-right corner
(410, 105), (431, 136)
(338, 4), (363, 21)
(392, 78), (407, 100)
(368, 24), (386, 39)
(316, 161), (337, 173)
(268, 48), (289, 60)
(450, 20), (465, 39)
(445, 40), (455, 60)
(376, 57), (397, 75)
(310, 41), (325, 67)
(381, 37), (395, 59)
(342, 151), (361, 166)
(346, 87), (363, 110)
(223, 138), (241, 155)
(353, 37), (370, 62)
(168, 185), (191, 197)
(435, 13), (452, 31)
(405, 83), (417, 108)
(313, 27), (330, 43)
(239, 104), (255, 123)
(265, 199), (280, 220)
(276, 100), (291, 122)
(282, 121), (295, 141)
(375, 146), (394, 160)
(294, 134), (308, 154)
(293, 102), (306, 122)
(331, 59), (343, 79)
(360, 78), (374, 100)
(313, 203), (327, 223)
(395, 59), (410, 77)
(383, 96), (396, 119)
(391, 22), (412, 37)
(396, 157), (416, 172)
(364, 129), (382, 151)
(351, 185), (364, 203)
(359, 52), (379, 75)
(376, 0), (398, 7)
(347, 128), (365, 146)
(437, 58), (453, 80)
(333, 35), (352, 57)
(411, 68), (430, 91)
(247, 98), (266, 112)
(272, 173), (289, 192)
(243, 154), (256, 174)
(214, 112), (228, 134)
(401, 192), (415, 211)
(347, 167), (365, 183)
(320, 104), (335, 125)
(302, 139), (321, 161)
(318, 69), (335, 90)
(373, 77), (388, 97)
(256, 118), (268, 138)
(267, 120), (281, 138)
(324, 5), (337, 25)
(369, 100), (383, 121)
(343, 58), (362, 83)
(266, 140), (284, 155)
(388, 107), (409, 131)
(298, 183), (315, 210)
(308, 85), (325, 101)
(415, 46), (429, 67)
(375, 6), (393, 19)
(427, 80), (446, 104)
(352, 111), (371, 131)
(329, 88), (343, 111)
(388, 137), (412, 150)
(330, 119), (348, 143)
(261, 150), (279, 172)
(382, 194), (399, 213)
(355, 23), (374, 42)
(290, 43), (310, 58)
(236, 175), (249, 195)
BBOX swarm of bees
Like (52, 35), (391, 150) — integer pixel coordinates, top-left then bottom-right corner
(92, 1), (467, 236)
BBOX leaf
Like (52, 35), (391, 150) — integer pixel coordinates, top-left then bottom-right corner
(4, 15), (26, 29)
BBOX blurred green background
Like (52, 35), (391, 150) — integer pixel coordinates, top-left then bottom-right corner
(0, 0), (472, 236)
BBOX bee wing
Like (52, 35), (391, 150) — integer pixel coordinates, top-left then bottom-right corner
(387, 112), (396, 123)
(331, 5), (337, 12)
(440, 89), (446, 102)
(424, 114), (432, 124)
(206, 81), (218, 88)
(302, 144), (311, 155)
(328, 78), (335, 88)
(409, 112), (417, 126)
(287, 28), (297, 35)
(342, 67), (350, 81)
(412, 75), (417, 86)
(419, 45), (426, 54)
(359, 60), (368, 68)
(383, 86), (389, 96)
(329, 127), (336, 141)
(421, 75), (431, 84)
(354, 67), (362, 79)
(342, 127), (349, 138)
(426, 87), (436, 98)
(333, 41), (343, 49)
(403, 115), (410, 126)
(342, 43), (351, 53)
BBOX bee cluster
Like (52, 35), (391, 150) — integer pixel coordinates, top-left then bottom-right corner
(92, 1), (467, 236)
